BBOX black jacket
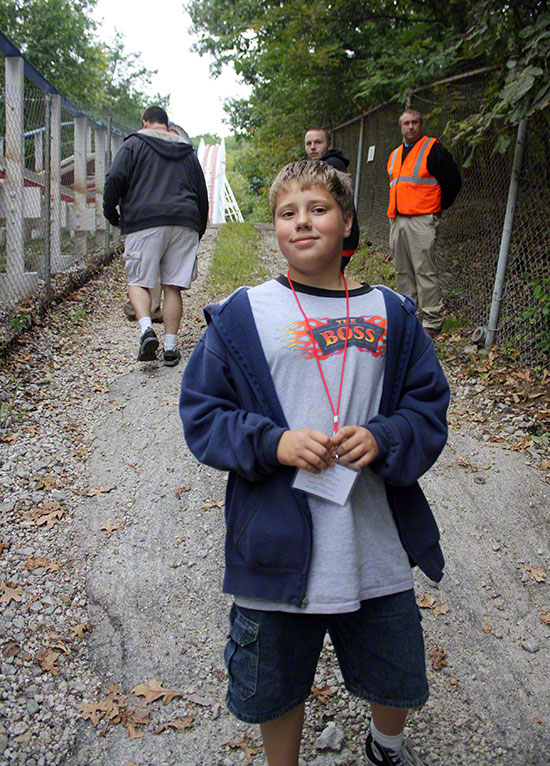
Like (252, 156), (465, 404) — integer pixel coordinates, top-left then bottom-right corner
(402, 139), (462, 210)
(321, 148), (360, 251)
(103, 130), (209, 236)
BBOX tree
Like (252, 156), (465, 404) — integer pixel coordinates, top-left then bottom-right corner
(186, 0), (549, 215)
(0, 0), (169, 125)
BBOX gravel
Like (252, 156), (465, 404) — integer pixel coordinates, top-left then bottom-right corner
(0, 224), (549, 765)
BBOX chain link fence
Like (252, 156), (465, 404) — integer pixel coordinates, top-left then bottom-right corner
(0, 49), (137, 354)
(333, 74), (550, 367)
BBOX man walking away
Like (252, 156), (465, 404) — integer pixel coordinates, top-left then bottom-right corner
(387, 109), (461, 338)
(103, 105), (208, 366)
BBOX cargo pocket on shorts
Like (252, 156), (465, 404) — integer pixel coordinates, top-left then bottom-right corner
(123, 232), (145, 283)
(224, 605), (260, 702)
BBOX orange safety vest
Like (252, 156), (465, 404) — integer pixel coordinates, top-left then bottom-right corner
(387, 136), (441, 218)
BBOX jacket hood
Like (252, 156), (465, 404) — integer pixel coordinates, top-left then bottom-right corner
(125, 128), (195, 160)
(323, 147), (350, 168)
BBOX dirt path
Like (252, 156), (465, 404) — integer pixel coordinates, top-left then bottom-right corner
(1, 225), (549, 766)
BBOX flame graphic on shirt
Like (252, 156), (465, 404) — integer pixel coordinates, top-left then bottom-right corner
(284, 315), (387, 360)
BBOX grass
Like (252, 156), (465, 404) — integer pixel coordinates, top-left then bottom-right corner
(347, 243), (396, 289)
(208, 222), (269, 297)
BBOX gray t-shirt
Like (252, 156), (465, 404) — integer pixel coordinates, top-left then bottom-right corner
(235, 277), (413, 614)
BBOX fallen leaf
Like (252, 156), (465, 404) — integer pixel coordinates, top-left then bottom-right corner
(540, 613), (550, 625)
(80, 684), (127, 727)
(85, 485), (117, 497)
(36, 647), (61, 675)
(541, 459), (550, 470)
(2, 641), (21, 658)
(450, 677), (459, 686)
(483, 624), (493, 633)
(174, 486), (191, 497)
(310, 684), (335, 705)
(155, 715), (195, 734)
(222, 730), (262, 760)
(100, 520), (120, 538)
(202, 498), (225, 510)
(72, 623), (93, 639)
(433, 602), (451, 617)
(430, 647), (447, 670)
(131, 679), (183, 706)
(533, 717), (542, 724)
(418, 595), (436, 609)
(0, 581), (24, 604)
(524, 564), (547, 583)
(24, 556), (61, 572)
(32, 475), (58, 490)
(120, 710), (146, 740)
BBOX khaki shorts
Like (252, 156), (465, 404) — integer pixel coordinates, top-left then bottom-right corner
(123, 225), (199, 289)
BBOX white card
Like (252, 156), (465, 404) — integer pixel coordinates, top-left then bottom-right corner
(292, 460), (360, 506)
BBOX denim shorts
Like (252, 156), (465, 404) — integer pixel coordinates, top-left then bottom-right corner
(224, 589), (428, 724)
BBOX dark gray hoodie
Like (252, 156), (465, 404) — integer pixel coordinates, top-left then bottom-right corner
(103, 128), (209, 236)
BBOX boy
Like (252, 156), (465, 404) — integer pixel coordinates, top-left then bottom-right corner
(180, 161), (449, 766)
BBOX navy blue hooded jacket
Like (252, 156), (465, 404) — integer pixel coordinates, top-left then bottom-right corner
(180, 284), (449, 608)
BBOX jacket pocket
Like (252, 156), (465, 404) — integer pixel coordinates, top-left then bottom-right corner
(224, 605), (259, 702)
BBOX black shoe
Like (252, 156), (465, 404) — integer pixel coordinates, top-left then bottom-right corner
(364, 730), (407, 766)
(137, 328), (159, 361)
(163, 348), (181, 367)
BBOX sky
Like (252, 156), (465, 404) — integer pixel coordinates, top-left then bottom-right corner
(92, 0), (251, 138)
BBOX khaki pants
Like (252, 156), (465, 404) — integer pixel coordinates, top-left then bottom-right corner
(389, 213), (443, 330)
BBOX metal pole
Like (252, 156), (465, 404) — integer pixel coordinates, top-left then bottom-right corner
(485, 118), (528, 347)
(104, 115), (112, 257)
(44, 94), (51, 299)
(354, 115), (365, 210)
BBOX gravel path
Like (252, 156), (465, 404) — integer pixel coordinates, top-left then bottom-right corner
(1, 225), (549, 766)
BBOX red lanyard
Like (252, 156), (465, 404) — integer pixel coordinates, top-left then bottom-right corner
(287, 271), (350, 435)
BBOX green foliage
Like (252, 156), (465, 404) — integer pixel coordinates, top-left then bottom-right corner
(0, 0), (168, 124)
(187, 0), (550, 179)
(524, 273), (550, 353)
(208, 222), (268, 296)
(190, 133), (221, 146)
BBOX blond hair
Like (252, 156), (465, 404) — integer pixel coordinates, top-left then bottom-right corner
(269, 160), (354, 218)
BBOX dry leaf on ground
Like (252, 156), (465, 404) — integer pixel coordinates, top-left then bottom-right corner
(433, 602), (451, 617)
(100, 520), (120, 538)
(430, 647), (447, 670)
(310, 684), (335, 705)
(524, 564), (547, 583)
(85, 485), (117, 496)
(155, 715), (195, 734)
(24, 556), (60, 572)
(222, 730), (262, 760)
(36, 647), (61, 675)
(419, 595), (436, 609)
(131, 678), (183, 706)
(0, 581), (24, 604)
(71, 623), (93, 639)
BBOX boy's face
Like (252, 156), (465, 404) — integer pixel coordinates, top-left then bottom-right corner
(305, 129), (330, 160)
(274, 182), (352, 286)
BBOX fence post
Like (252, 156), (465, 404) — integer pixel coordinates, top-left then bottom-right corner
(354, 115), (365, 210)
(94, 124), (107, 252)
(49, 95), (61, 268)
(104, 115), (112, 255)
(4, 56), (25, 276)
(44, 95), (51, 299)
(73, 115), (88, 256)
(485, 118), (528, 348)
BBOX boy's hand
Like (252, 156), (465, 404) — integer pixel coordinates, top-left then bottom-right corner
(331, 426), (379, 468)
(277, 429), (335, 474)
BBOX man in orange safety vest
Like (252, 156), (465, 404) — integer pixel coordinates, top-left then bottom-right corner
(387, 109), (461, 337)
